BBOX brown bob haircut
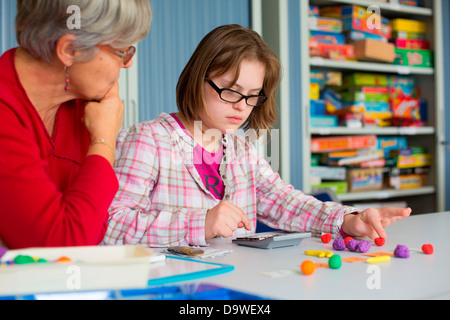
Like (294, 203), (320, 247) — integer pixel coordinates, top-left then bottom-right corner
(176, 24), (281, 135)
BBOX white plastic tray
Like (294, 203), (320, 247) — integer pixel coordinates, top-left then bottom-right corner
(0, 245), (158, 296)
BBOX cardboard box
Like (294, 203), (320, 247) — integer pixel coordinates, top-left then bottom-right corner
(347, 168), (384, 192)
(352, 39), (396, 63)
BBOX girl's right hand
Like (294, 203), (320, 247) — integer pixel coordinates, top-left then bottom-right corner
(84, 82), (124, 165)
(205, 201), (252, 240)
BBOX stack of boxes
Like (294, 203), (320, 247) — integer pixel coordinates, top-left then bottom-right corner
(308, 2), (433, 196)
(310, 72), (427, 128)
(320, 4), (395, 63)
(308, 3), (434, 67)
(308, 4), (432, 128)
(390, 19), (433, 68)
(310, 136), (432, 194)
(308, 5), (355, 60)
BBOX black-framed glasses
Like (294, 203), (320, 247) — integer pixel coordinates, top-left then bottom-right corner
(98, 45), (136, 65)
(208, 80), (267, 107)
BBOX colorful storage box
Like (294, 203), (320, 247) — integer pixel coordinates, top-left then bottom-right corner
(392, 31), (426, 40)
(394, 48), (433, 68)
(310, 99), (326, 116)
(342, 17), (392, 38)
(377, 137), (408, 158)
(389, 174), (427, 190)
(311, 115), (338, 128)
(347, 168), (384, 192)
(346, 30), (388, 42)
(344, 73), (388, 87)
(310, 30), (345, 44)
(310, 83), (320, 100)
(390, 18), (427, 34)
(341, 86), (389, 103)
(391, 98), (421, 119)
(397, 153), (432, 168)
(311, 181), (348, 194)
(310, 70), (343, 86)
(311, 166), (346, 181)
(309, 38), (355, 60)
(309, 17), (343, 33)
(311, 135), (377, 152)
(399, 0), (422, 6)
(392, 39), (430, 50)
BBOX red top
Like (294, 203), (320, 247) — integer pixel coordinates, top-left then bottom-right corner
(0, 48), (119, 249)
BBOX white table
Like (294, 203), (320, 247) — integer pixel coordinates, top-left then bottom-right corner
(199, 212), (450, 300)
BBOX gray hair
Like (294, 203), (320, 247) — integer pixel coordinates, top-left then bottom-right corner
(16, 0), (152, 64)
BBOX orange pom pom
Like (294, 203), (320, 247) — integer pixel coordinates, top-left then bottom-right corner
(301, 260), (316, 275)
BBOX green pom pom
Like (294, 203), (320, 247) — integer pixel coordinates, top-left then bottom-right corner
(328, 254), (342, 269)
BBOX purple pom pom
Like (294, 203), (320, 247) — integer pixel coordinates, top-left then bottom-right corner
(394, 245), (410, 258)
(346, 239), (359, 252)
(333, 238), (346, 251)
(357, 240), (372, 253)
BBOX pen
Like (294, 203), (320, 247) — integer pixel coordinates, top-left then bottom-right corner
(168, 246), (204, 256)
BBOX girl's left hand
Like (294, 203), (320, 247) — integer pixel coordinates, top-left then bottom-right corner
(341, 207), (412, 239)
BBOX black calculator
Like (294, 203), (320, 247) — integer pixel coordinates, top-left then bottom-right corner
(232, 231), (311, 249)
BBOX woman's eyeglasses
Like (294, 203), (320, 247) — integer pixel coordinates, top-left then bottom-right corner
(98, 45), (136, 65)
(208, 80), (267, 107)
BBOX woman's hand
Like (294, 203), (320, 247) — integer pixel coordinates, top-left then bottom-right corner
(342, 207), (412, 239)
(205, 201), (252, 240)
(84, 82), (124, 165)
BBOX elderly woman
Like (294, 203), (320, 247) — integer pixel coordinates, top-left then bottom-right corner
(0, 0), (152, 249)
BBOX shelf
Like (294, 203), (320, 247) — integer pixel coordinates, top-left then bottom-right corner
(310, 126), (435, 136)
(310, 0), (433, 16)
(337, 186), (436, 202)
(259, 0), (445, 213)
(310, 57), (435, 75)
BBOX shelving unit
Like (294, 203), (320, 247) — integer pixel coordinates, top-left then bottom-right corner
(299, 0), (445, 214)
(257, 0), (445, 214)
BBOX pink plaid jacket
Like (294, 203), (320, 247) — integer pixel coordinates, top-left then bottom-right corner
(103, 113), (359, 247)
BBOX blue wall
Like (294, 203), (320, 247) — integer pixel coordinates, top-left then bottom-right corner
(0, 0), (17, 54)
(138, 0), (251, 122)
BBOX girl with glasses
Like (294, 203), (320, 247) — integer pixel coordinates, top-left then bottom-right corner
(104, 24), (411, 247)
